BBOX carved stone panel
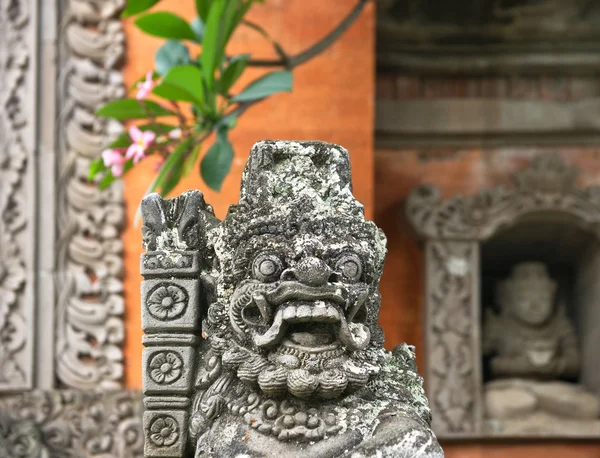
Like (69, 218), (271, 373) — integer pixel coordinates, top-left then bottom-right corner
(0, 0), (37, 392)
(426, 241), (481, 435)
(54, 0), (127, 391)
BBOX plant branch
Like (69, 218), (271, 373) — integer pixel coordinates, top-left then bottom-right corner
(242, 20), (291, 67)
(247, 0), (370, 68)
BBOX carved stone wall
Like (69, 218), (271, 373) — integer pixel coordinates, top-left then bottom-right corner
(407, 153), (600, 438)
(0, 0), (138, 456)
(0, 390), (143, 458)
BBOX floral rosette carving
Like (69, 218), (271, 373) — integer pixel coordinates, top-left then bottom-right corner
(148, 415), (179, 447)
(146, 284), (188, 321)
(149, 351), (183, 384)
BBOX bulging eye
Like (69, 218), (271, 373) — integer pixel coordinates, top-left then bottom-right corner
(335, 253), (363, 282)
(252, 253), (284, 282)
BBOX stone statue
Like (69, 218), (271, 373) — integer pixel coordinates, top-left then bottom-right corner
(483, 262), (579, 380)
(140, 141), (443, 457)
(483, 262), (600, 436)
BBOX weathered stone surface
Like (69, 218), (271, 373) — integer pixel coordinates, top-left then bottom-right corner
(141, 140), (443, 457)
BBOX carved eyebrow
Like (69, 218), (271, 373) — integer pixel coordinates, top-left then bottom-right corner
(321, 243), (365, 258)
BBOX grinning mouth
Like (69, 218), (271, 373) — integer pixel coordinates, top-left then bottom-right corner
(231, 281), (370, 352)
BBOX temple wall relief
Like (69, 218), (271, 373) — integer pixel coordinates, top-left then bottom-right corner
(0, 0), (142, 455)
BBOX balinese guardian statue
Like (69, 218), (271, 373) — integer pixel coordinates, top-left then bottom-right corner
(140, 141), (443, 457)
(483, 262), (600, 435)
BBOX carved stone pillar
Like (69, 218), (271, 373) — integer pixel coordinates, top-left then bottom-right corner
(425, 240), (482, 435)
(140, 192), (215, 458)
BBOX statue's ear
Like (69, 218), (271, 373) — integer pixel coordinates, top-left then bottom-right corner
(141, 193), (166, 251)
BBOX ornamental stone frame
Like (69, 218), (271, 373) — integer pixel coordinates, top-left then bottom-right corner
(406, 153), (600, 439)
(0, 0), (142, 456)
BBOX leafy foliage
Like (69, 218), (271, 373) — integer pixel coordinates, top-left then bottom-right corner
(91, 0), (365, 197)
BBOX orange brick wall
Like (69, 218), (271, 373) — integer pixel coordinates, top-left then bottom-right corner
(375, 147), (600, 457)
(121, 0), (374, 389)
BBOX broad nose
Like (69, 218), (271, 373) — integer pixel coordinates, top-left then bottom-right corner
(281, 257), (331, 286)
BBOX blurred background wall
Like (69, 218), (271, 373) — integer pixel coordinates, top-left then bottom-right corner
(118, 0), (600, 456)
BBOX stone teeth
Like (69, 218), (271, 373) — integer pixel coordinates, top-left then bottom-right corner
(283, 306), (296, 321)
(280, 304), (341, 323)
(296, 305), (312, 321)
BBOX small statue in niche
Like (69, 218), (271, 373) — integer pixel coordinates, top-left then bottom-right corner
(483, 262), (600, 436)
(483, 262), (579, 380)
(141, 141), (443, 457)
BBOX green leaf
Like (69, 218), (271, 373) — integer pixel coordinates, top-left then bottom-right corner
(201, 127), (234, 191)
(184, 143), (202, 176)
(153, 65), (205, 106)
(99, 173), (117, 190)
(201, 0), (227, 93)
(135, 12), (197, 41)
(217, 112), (238, 129)
(219, 54), (249, 95)
(231, 70), (293, 102)
(154, 138), (193, 196)
(121, 0), (162, 18)
(225, 0), (253, 43)
(155, 40), (191, 76)
(96, 98), (175, 119)
(190, 17), (206, 43)
(88, 158), (107, 181)
(195, 0), (213, 21)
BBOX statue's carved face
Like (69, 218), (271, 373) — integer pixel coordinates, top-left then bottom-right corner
(499, 263), (557, 326)
(508, 287), (555, 325)
(216, 218), (383, 401)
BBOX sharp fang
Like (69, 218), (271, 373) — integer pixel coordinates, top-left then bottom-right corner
(253, 293), (271, 322)
(347, 290), (368, 322)
(254, 308), (288, 348)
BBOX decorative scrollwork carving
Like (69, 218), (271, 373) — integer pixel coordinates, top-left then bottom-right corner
(55, 0), (127, 390)
(0, 0), (33, 391)
(407, 153), (600, 241)
(0, 390), (143, 457)
(427, 241), (477, 434)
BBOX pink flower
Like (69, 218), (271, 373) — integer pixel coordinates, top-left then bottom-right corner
(168, 128), (182, 139)
(101, 149), (126, 177)
(126, 126), (155, 164)
(136, 71), (155, 100)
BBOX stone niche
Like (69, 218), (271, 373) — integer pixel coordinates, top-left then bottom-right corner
(406, 153), (600, 439)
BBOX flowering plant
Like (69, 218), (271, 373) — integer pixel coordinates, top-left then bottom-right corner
(89, 0), (369, 195)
